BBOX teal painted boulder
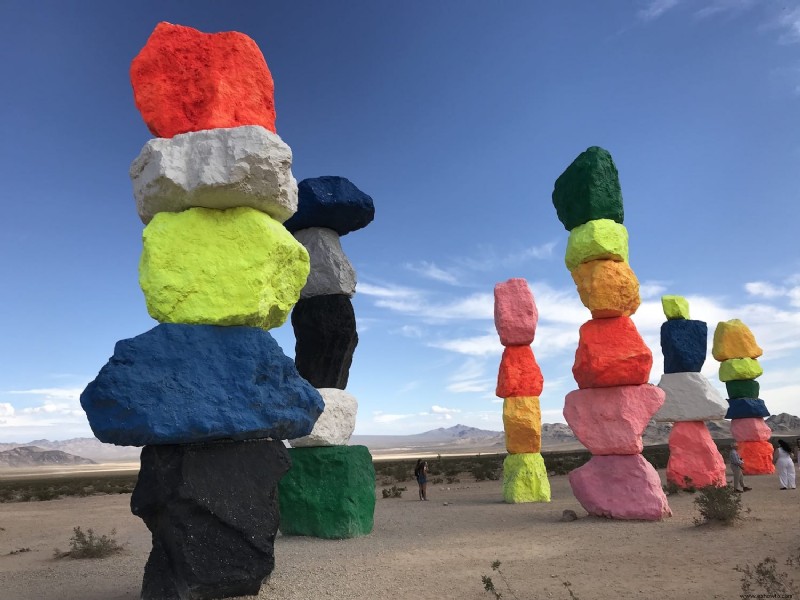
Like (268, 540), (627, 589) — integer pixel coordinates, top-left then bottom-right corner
(552, 146), (624, 231)
(279, 445), (375, 539)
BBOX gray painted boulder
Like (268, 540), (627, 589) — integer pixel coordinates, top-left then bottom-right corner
(294, 227), (356, 299)
(654, 372), (727, 422)
(290, 389), (358, 447)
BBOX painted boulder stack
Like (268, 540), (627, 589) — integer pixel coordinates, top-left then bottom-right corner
(80, 23), (324, 600)
(493, 278), (551, 503)
(713, 319), (774, 475)
(280, 176), (376, 539)
(653, 296), (726, 488)
(552, 146), (671, 520)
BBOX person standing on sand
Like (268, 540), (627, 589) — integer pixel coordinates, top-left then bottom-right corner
(773, 439), (796, 490)
(729, 441), (751, 493)
(414, 459), (428, 501)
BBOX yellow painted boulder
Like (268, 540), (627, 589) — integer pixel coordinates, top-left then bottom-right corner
(564, 219), (629, 272)
(661, 295), (690, 320)
(503, 397), (542, 454)
(712, 319), (763, 361)
(502, 453), (550, 503)
(719, 358), (763, 382)
(140, 207), (309, 329)
(571, 259), (640, 318)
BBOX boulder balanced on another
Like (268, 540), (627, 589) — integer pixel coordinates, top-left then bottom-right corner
(572, 317), (652, 388)
(660, 319), (707, 373)
(661, 295), (690, 320)
(712, 319), (763, 361)
(290, 389), (358, 447)
(494, 278), (538, 346)
(496, 345), (543, 397)
(503, 397), (542, 454)
(738, 440), (775, 475)
(502, 453), (551, 503)
(284, 177), (375, 236)
(653, 373), (727, 422)
(725, 398), (770, 420)
(564, 219), (629, 271)
(294, 228), (356, 298)
(730, 418), (772, 442)
(666, 422), (726, 488)
(570, 259), (640, 318)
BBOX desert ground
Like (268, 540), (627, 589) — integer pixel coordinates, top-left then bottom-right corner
(0, 466), (797, 600)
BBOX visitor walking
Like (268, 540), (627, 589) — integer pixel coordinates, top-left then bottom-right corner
(414, 459), (428, 501)
(773, 439), (796, 490)
(729, 442), (751, 493)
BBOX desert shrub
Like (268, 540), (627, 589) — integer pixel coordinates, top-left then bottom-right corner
(735, 548), (799, 596)
(53, 526), (125, 559)
(471, 464), (499, 481)
(693, 485), (742, 526)
(663, 480), (681, 496)
(381, 485), (406, 499)
(482, 560), (580, 599)
(430, 476), (444, 484)
(8, 547), (30, 555)
(446, 476), (460, 484)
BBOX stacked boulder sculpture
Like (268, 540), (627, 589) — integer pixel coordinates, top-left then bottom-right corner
(552, 146), (671, 520)
(279, 176), (377, 539)
(713, 319), (774, 475)
(80, 22), (324, 599)
(493, 278), (551, 503)
(653, 296), (726, 488)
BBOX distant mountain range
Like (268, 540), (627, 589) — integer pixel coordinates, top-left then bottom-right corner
(1, 414), (798, 465)
(0, 446), (96, 468)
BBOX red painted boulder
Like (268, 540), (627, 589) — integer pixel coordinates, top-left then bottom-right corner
(563, 385), (664, 455)
(730, 418), (772, 442)
(494, 278), (538, 346)
(572, 317), (652, 389)
(739, 440), (775, 475)
(666, 421), (726, 488)
(496, 346), (543, 398)
(131, 22), (276, 138)
(568, 454), (671, 520)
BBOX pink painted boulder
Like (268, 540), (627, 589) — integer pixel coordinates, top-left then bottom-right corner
(572, 317), (652, 389)
(568, 454), (671, 520)
(494, 278), (538, 346)
(730, 418), (772, 442)
(666, 421), (726, 488)
(563, 385), (664, 455)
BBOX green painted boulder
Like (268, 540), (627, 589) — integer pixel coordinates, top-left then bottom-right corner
(502, 453), (551, 503)
(661, 295), (690, 320)
(552, 146), (624, 231)
(139, 207), (309, 329)
(564, 219), (629, 272)
(279, 445), (375, 539)
(719, 358), (763, 382)
(726, 379), (759, 399)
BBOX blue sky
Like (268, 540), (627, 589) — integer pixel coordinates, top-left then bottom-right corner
(0, 1), (798, 442)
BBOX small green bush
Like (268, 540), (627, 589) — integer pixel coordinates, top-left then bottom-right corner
(693, 485), (742, 526)
(53, 526), (125, 559)
(381, 485), (406, 499)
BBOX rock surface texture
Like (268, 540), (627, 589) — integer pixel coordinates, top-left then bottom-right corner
(572, 317), (652, 388)
(290, 388), (358, 447)
(284, 177), (375, 236)
(654, 372), (727, 422)
(718, 358), (763, 382)
(730, 417), (772, 442)
(496, 345), (544, 398)
(494, 278), (538, 346)
(564, 219), (629, 271)
(666, 422), (726, 488)
(725, 398), (770, 419)
(503, 397), (542, 454)
(571, 259), (640, 318)
(712, 319), (763, 361)
(131, 22), (277, 138)
(660, 319), (708, 373)
(738, 440), (776, 475)
(294, 228), (357, 298)
(661, 295), (690, 320)
(131, 126), (297, 224)
(502, 453), (551, 503)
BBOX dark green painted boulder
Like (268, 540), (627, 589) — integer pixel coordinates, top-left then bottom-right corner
(552, 146), (624, 231)
(726, 379), (759, 399)
(279, 445), (375, 539)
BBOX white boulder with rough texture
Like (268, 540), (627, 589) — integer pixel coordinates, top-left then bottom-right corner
(654, 372), (727, 422)
(294, 227), (356, 299)
(290, 388), (358, 447)
(130, 125), (297, 224)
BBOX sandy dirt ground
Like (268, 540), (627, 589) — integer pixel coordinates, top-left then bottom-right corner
(0, 467), (797, 600)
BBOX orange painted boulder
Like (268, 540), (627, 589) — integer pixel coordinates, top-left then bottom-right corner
(568, 454), (671, 520)
(496, 346), (543, 398)
(572, 317), (652, 388)
(563, 384), (664, 455)
(131, 22), (276, 138)
(503, 397), (542, 454)
(730, 417), (772, 442)
(739, 440), (775, 475)
(666, 421), (726, 488)
(570, 259), (640, 318)
(494, 278), (537, 346)
(712, 319), (763, 361)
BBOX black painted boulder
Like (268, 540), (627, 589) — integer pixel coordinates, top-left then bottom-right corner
(279, 445), (375, 539)
(661, 319), (707, 373)
(81, 324), (324, 446)
(292, 294), (358, 389)
(131, 439), (290, 600)
(726, 379), (760, 399)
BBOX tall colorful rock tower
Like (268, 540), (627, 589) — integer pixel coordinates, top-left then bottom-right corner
(493, 278), (551, 503)
(279, 176), (377, 538)
(80, 23), (324, 599)
(552, 146), (671, 520)
(713, 319), (774, 475)
(653, 295), (726, 488)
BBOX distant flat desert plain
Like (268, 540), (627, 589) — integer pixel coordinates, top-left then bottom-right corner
(0, 463), (798, 600)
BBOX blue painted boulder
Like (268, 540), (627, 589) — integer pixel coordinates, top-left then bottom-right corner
(284, 176), (374, 236)
(725, 398), (770, 420)
(80, 324), (324, 446)
(660, 319), (707, 373)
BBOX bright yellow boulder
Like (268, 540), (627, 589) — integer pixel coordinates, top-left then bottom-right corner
(719, 358), (763, 382)
(502, 453), (550, 503)
(139, 207), (309, 329)
(564, 219), (629, 272)
(571, 259), (640, 318)
(503, 397), (542, 454)
(712, 319), (763, 361)
(661, 295), (690, 320)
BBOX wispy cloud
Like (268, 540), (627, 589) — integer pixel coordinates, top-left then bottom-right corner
(358, 282), (421, 300)
(445, 358), (494, 394)
(431, 405), (461, 414)
(405, 261), (460, 285)
(746, 277), (800, 307)
(638, 0), (681, 21)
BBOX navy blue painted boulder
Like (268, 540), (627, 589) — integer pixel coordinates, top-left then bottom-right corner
(284, 176), (375, 236)
(725, 398), (770, 420)
(660, 319), (707, 373)
(80, 324), (324, 446)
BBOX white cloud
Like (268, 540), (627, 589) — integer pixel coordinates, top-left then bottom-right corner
(638, 0), (681, 21)
(445, 357), (494, 395)
(372, 411), (420, 424)
(521, 242), (557, 260)
(405, 261), (459, 285)
(357, 282), (421, 300)
(639, 281), (668, 300)
(8, 387), (83, 401)
(430, 333), (501, 357)
(0, 403), (14, 417)
(431, 405), (461, 414)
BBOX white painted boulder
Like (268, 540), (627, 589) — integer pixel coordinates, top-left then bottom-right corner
(130, 125), (297, 224)
(290, 388), (358, 447)
(653, 372), (727, 422)
(294, 228), (356, 299)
